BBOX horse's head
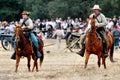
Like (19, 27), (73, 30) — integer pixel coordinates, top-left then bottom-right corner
(88, 16), (96, 32)
(15, 24), (23, 41)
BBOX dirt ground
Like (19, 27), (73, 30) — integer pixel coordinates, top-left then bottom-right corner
(0, 39), (120, 80)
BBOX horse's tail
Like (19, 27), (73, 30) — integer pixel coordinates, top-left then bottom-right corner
(110, 42), (114, 56)
(107, 32), (115, 62)
(109, 42), (114, 62)
(40, 50), (44, 67)
(39, 39), (44, 67)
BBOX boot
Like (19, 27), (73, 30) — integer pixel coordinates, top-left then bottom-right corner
(76, 44), (85, 57)
(11, 52), (16, 60)
(77, 33), (86, 57)
(33, 45), (42, 58)
(35, 49), (42, 58)
(103, 42), (108, 58)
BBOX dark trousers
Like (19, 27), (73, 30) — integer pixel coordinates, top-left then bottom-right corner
(96, 27), (107, 53)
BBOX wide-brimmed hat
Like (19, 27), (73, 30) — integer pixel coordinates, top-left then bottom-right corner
(92, 4), (101, 10)
(22, 11), (30, 15)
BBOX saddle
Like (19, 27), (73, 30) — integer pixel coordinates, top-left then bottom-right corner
(23, 31), (41, 44)
(85, 29), (108, 45)
(95, 31), (108, 43)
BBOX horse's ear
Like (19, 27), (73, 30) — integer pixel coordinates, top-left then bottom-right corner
(93, 15), (96, 19)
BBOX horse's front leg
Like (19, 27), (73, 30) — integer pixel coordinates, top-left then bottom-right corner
(84, 51), (90, 69)
(15, 55), (20, 72)
(102, 56), (106, 69)
(27, 56), (31, 72)
(97, 53), (101, 68)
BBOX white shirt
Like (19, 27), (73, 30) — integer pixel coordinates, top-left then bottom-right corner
(53, 29), (64, 39)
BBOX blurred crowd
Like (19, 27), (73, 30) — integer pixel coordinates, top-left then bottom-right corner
(0, 16), (120, 48)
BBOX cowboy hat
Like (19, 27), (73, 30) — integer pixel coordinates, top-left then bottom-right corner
(92, 4), (101, 10)
(22, 11), (30, 15)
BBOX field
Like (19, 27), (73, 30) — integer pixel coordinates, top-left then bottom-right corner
(0, 39), (120, 80)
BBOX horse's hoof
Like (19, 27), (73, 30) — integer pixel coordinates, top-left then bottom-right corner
(15, 70), (17, 73)
(111, 60), (116, 63)
(104, 67), (107, 69)
(36, 70), (39, 72)
(84, 66), (87, 69)
(110, 58), (116, 63)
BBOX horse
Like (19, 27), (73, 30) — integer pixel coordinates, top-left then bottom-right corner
(84, 17), (114, 69)
(14, 25), (44, 72)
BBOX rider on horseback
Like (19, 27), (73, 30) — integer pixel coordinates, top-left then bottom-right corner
(77, 4), (108, 58)
(11, 11), (41, 60)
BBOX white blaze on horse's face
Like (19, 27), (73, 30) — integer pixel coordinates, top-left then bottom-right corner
(88, 19), (91, 29)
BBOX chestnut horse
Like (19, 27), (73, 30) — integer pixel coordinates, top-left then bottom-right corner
(14, 25), (44, 72)
(84, 17), (114, 69)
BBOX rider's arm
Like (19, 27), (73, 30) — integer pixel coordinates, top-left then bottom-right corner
(95, 14), (108, 28)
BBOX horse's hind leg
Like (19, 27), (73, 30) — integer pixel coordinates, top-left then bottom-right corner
(32, 62), (35, 72)
(84, 52), (90, 69)
(27, 56), (31, 72)
(33, 59), (38, 72)
(32, 55), (38, 72)
(36, 59), (38, 72)
(34, 57), (38, 72)
(32, 55), (35, 72)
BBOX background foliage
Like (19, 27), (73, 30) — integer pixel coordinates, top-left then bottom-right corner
(0, 0), (120, 21)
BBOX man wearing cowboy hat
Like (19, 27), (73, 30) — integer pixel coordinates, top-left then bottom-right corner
(77, 4), (108, 58)
(11, 11), (41, 60)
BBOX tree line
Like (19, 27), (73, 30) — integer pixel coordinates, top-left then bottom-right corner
(0, 0), (120, 21)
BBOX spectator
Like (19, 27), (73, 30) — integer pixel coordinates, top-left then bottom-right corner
(9, 21), (15, 34)
(52, 27), (64, 49)
(106, 19), (114, 31)
(112, 25), (120, 49)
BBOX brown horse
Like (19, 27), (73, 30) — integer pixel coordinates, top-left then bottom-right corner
(14, 25), (44, 72)
(84, 17), (114, 69)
